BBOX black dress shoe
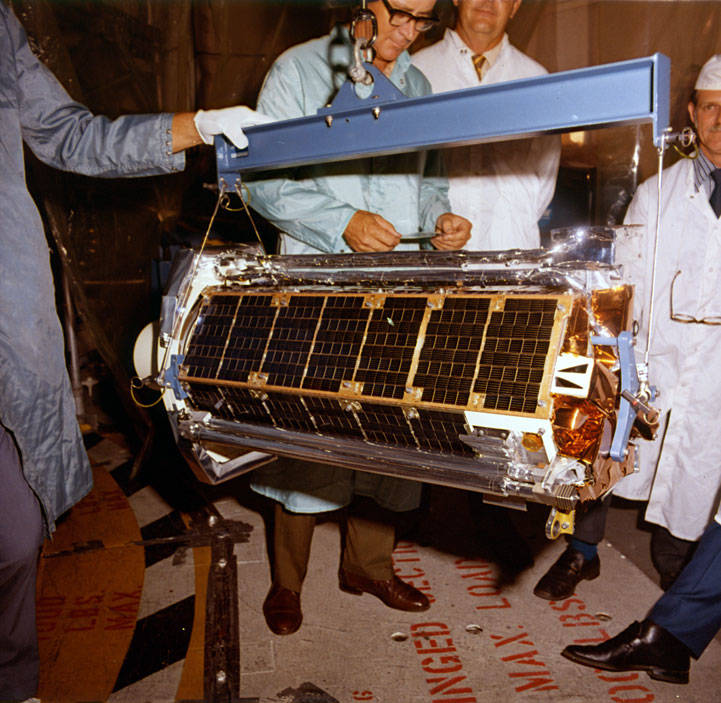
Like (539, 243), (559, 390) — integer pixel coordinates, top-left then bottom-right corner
(262, 583), (302, 635)
(533, 546), (599, 600)
(562, 619), (690, 684)
(339, 570), (430, 611)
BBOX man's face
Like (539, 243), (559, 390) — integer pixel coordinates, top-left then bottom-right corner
(689, 90), (721, 166)
(369, 0), (437, 66)
(454, 0), (521, 43)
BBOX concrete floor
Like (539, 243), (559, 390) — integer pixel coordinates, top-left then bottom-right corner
(35, 432), (721, 702)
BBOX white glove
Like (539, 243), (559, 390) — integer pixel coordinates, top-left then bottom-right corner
(193, 106), (274, 149)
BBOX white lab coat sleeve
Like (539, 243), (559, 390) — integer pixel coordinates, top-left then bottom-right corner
(534, 134), (561, 221)
(245, 57), (357, 253)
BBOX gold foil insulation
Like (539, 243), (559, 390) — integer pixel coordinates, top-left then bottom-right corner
(552, 286), (635, 498)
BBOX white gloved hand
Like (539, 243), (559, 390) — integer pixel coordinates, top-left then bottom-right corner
(193, 106), (274, 149)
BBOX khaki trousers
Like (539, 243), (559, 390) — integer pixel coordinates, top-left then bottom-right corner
(272, 502), (396, 592)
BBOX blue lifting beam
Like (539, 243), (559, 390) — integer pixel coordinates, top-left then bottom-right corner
(216, 53), (670, 187)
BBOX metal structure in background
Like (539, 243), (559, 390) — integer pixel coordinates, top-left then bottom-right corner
(215, 53), (670, 184)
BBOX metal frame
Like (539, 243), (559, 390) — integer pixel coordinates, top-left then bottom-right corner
(216, 53), (670, 185)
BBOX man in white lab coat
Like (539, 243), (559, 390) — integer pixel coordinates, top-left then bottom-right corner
(535, 55), (721, 602)
(413, 0), (560, 250)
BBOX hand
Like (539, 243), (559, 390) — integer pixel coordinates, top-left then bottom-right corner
(193, 106), (274, 149)
(431, 213), (472, 251)
(343, 210), (402, 252)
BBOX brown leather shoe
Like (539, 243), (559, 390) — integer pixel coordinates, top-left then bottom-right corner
(533, 546), (600, 600)
(339, 570), (430, 611)
(262, 583), (302, 635)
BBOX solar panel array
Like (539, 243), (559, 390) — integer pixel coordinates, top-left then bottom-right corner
(181, 291), (564, 457)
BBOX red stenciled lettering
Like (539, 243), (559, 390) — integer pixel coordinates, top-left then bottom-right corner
(65, 620), (96, 631)
(501, 650), (547, 667)
(411, 622), (450, 637)
(491, 631), (533, 648)
(489, 627), (558, 693)
(394, 566), (426, 579)
(466, 581), (499, 596)
(508, 671), (559, 692)
(571, 628), (610, 644)
(421, 655), (463, 674)
(608, 684), (655, 702)
(37, 595), (66, 608)
(104, 589), (140, 630)
(411, 623), (475, 702)
(74, 593), (104, 606)
(414, 637), (455, 655)
(550, 597), (586, 612)
(393, 541), (419, 553)
(36, 605), (64, 619)
(427, 674), (474, 697)
(111, 589), (142, 602)
(36, 621), (58, 635)
(560, 612), (601, 627)
(104, 615), (135, 631)
(474, 597), (512, 610)
(597, 672), (641, 683)
(392, 547), (435, 602)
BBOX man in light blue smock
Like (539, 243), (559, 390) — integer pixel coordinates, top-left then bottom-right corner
(246, 0), (472, 636)
(0, 4), (269, 698)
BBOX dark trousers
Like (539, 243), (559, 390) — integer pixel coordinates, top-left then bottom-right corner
(0, 425), (44, 700)
(572, 494), (697, 587)
(570, 493), (612, 544)
(272, 501), (395, 592)
(649, 519), (721, 658)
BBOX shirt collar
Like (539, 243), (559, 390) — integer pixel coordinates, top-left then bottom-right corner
(694, 148), (716, 193)
(447, 27), (507, 70)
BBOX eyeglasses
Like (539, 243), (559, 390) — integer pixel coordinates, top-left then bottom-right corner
(378, 0), (440, 32)
(669, 270), (721, 325)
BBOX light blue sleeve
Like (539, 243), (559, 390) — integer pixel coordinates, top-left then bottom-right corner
(246, 56), (358, 253)
(12, 6), (184, 178)
(419, 149), (450, 231)
(405, 65), (450, 231)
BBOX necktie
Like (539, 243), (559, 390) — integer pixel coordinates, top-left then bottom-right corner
(711, 169), (721, 218)
(472, 54), (486, 81)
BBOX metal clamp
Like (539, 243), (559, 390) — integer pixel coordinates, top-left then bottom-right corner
(591, 331), (658, 461)
(164, 354), (188, 400)
(349, 7), (377, 84)
(545, 508), (575, 540)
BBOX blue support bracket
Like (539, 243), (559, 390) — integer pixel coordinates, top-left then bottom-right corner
(216, 53), (670, 187)
(591, 332), (638, 462)
(164, 354), (188, 401)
